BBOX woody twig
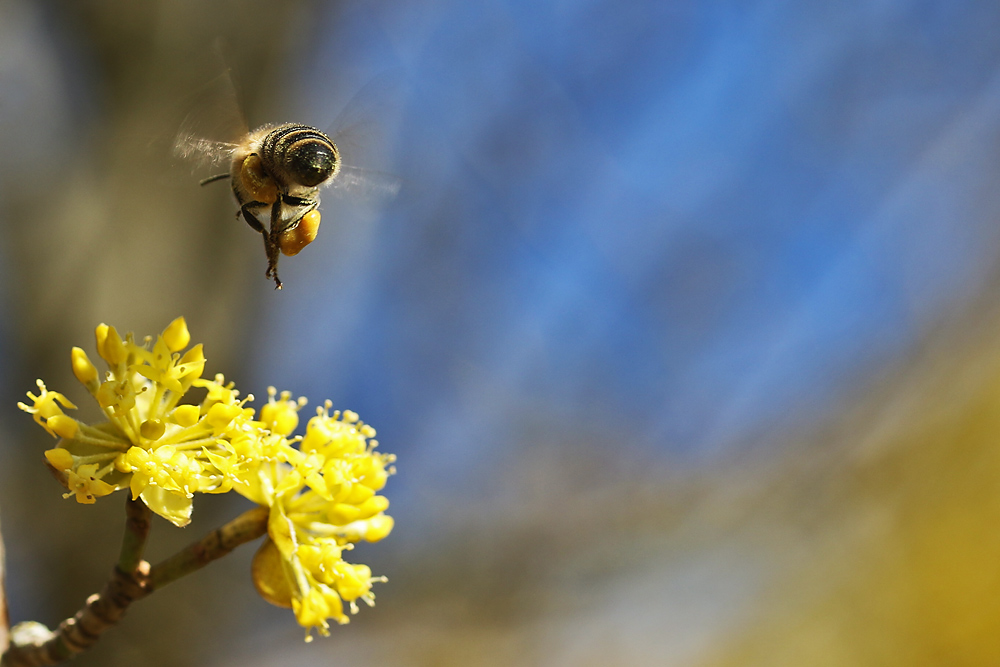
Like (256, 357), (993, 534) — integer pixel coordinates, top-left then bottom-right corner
(0, 509), (10, 655)
(1, 502), (268, 667)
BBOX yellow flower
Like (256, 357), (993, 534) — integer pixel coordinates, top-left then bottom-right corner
(19, 318), (397, 638)
(246, 401), (395, 640)
(64, 463), (116, 504)
(260, 386), (307, 436)
(18, 380), (77, 437)
(19, 318), (265, 526)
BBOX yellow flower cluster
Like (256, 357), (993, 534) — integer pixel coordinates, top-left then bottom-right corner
(247, 393), (395, 639)
(18, 318), (395, 638)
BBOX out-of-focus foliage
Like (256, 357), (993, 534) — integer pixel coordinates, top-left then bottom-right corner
(701, 292), (1000, 666)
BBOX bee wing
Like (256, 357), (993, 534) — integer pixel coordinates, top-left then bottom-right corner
(173, 136), (240, 167)
(328, 165), (402, 202)
(172, 69), (249, 172)
(315, 74), (404, 203)
(319, 74), (400, 176)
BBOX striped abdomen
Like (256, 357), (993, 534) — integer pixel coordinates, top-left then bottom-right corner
(259, 123), (340, 189)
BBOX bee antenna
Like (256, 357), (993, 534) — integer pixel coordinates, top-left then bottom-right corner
(199, 173), (230, 186)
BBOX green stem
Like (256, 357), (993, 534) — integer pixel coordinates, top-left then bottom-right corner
(118, 497), (151, 573)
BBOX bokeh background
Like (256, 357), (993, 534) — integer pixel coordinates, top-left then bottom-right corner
(4, 1), (1000, 665)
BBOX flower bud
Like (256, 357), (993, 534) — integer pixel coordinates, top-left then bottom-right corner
(70, 347), (99, 388)
(171, 404), (201, 427)
(162, 317), (190, 352)
(47, 415), (79, 440)
(44, 447), (74, 471)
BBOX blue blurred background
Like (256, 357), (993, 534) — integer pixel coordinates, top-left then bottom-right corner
(264, 0), (1000, 504)
(5, 1), (1000, 665)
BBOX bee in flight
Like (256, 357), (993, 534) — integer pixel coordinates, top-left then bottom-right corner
(175, 72), (399, 289)
(198, 123), (338, 288)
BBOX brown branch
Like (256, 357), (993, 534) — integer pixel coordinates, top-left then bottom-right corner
(1, 496), (152, 667)
(0, 509), (10, 654)
(1, 505), (268, 667)
(148, 505), (268, 592)
(1, 563), (149, 667)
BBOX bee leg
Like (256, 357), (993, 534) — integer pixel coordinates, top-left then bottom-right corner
(262, 234), (282, 289)
(239, 201), (267, 234)
(281, 194), (315, 207)
(276, 195), (318, 234)
(265, 198), (283, 289)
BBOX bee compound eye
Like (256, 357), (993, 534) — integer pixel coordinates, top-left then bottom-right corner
(289, 142), (337, 187)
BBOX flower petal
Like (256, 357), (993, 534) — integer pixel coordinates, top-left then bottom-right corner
(140, 485), (193, 527)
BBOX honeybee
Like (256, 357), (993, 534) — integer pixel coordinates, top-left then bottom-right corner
(175, 72), (399, 289)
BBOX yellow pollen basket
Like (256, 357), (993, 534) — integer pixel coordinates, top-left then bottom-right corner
(241, 154), (279, 204)
(279, 210), (321, 257)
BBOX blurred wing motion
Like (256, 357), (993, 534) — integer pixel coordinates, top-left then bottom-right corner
(331, 165), (402, 201)
(323, 73), (404, 201)
(172, 70), (249, 172)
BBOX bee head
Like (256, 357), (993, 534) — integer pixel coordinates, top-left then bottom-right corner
(288, 141), (338, 187)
